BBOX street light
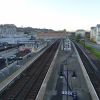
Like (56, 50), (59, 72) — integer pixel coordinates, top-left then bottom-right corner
(72, 71), (77, 79)
(61, 65), (77, 100)
(4, 46), (8, 66)
(84, 37), (85, 49)
(65, 69), (77, 100)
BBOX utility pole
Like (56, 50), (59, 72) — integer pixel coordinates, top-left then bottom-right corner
(84, 36), (85, 49)
(67, 68), (68, 100)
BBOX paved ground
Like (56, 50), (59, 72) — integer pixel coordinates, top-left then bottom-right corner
(43, 46), (92, 100)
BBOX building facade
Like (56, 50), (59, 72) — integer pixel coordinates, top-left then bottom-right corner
(37, 31), (65, 39)
(90, 27), (96, 41)
(96, 24), (100, 44)
(90, 24), (100, 44)
(0, 24), (17, 37)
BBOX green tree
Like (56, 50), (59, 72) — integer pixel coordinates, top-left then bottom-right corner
(76, 34), (81, 42)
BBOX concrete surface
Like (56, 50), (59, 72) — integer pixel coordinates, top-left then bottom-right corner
(42, 44), (92, 100)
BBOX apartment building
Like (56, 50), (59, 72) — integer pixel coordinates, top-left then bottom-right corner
(96, 24), (100, 44)
(90, 24), (100, 44)
(90, 27), (96, 41)
(0, 24), (17, 37)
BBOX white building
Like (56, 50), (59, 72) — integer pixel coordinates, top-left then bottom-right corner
(0, 24), (31, 44)
(0, 24), (17, 37)
(75, 30), (85, 38)
(90, 27), (96, 41)
(96, 24), (100, 44)
(90, 24), (100, 44)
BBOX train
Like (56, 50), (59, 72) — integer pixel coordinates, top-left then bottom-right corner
(16, 48), (31, 57)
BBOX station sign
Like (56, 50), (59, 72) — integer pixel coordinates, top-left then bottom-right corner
(62, 91), (73, 96)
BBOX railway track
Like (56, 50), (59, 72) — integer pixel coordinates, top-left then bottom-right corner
(74, 42), (100, 99)
(0, 44), (22, 52)
(0, 40), (60, 100)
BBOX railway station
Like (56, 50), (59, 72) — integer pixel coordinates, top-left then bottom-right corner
(0, 0), (100, 99)
(0, 36), (99, 100)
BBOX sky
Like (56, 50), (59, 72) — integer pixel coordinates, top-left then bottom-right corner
(0, 0), (100, 31)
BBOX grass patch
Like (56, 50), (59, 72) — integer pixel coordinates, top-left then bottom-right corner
(79, 41), (100, 59)
(89, 48), (100, 59)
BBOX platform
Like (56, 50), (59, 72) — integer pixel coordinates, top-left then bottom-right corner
(37, 42), (97, 100)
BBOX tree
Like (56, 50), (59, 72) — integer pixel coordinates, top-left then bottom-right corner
(76, 34), (81, 42)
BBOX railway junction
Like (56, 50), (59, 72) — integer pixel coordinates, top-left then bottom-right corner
(0, 38), (99, 100)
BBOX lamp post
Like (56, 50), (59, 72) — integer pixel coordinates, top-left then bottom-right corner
(72, 71), (77, 79)
(63, 68), (77, 100)
(84, 37), (85, 49)
(4, 46), (7, 53)
(4, 46), (8, 66)
(67, 68), (69, 100)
